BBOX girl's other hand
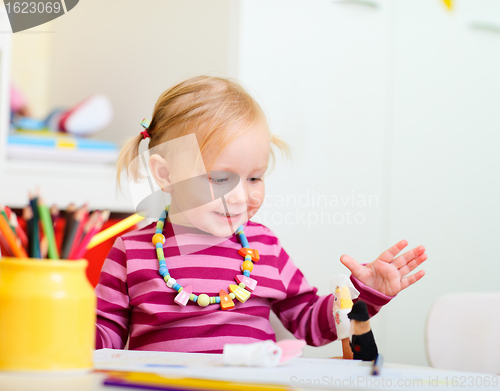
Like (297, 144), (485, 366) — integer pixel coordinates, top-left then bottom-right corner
(340, 240), (427, 297)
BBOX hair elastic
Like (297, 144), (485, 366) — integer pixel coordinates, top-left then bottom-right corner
(140, 118), (151, 139)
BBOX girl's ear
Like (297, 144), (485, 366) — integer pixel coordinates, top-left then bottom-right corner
(149, 154), (172, 192)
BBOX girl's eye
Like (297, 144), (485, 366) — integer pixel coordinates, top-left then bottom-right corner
(209, 177), (228, 185)
(248, 177), (262, 183)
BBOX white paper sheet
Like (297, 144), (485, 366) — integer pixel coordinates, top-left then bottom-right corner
(93, 349), (500, 390)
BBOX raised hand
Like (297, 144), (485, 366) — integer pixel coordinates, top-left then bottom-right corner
(340, 240), (427, 297)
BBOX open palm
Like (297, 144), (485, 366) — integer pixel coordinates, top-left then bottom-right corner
(340, 240), (427, 297)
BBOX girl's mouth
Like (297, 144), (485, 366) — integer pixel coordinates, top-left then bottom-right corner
(214, 211), (243, 222)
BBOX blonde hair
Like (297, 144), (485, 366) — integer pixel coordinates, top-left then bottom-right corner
(116, 76), (289, 186)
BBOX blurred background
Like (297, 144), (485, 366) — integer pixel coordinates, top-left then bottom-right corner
(1, 0), (499, 367)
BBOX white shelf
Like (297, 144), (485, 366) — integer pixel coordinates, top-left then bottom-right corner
(0, 158), (135, 212)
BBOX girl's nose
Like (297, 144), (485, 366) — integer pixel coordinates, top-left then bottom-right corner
(225, 180), (247, 205)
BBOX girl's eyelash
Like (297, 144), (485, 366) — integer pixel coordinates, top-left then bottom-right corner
(209, 176), (263, 184)
(209, 177), (228, 184)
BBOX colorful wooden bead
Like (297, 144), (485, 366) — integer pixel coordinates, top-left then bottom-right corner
(235, 275), (257, 292)
(197, 294), (210, 307)
(152, 233), (165, 246)
(229, 284), (251, 303)
(159, 266), (168, 276)
(166, 277), (176, 288)
(238, 248), (259, 262)
(141, 118), (151, 128)
(154, 212), (257, 310)
(219, 289), (234, 310)
(241, 260), (253, 272)
(238, 233), (249, 248)
(174, 285), (192, 306)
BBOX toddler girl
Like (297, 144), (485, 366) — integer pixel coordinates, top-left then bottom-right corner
(95, 76), (427, 352)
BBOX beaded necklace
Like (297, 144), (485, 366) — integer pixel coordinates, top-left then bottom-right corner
(153, 206), (259, 310)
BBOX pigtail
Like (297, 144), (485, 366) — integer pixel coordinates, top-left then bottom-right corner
(269, 134), (291, 171)
(115, 134), (145, 187)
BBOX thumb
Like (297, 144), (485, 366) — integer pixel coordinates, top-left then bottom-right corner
(340, 254), (363, 279)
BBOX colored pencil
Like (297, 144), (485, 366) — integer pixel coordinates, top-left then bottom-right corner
(0, 230), (13, 256)
(87, 213), (144, 250)
(0, 211), (27, 258)
(37, 199), (59, 259)
(62, 206), (86, 259)
(61, 203), (76, 254)
(73, 210), (110, 260)
(40, 236), (48, 259)
(69, 210), (98, 260)
(6, 207), (28, 248)
(54, 216), (66, 255)
(1, 207), (16, 235)
(50, 204), (60, 231)
(29, 193), (41, 258)
(102, 371), (290, 391)
(23, 206), (34, 258)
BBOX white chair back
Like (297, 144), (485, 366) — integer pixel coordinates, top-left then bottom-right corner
(425, 293), (500, 374)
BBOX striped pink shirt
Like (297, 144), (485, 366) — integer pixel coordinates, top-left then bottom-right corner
(95, 221), (392, 353)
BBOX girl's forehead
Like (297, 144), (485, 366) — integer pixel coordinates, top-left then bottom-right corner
(204, 128), (270, 172)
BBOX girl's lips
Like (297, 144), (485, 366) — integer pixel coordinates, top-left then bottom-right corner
(213, 211), (243, 222)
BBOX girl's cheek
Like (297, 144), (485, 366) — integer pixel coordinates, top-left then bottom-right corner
(248, 188), (264, 209)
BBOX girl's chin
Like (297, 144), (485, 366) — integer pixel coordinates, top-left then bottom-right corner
(209, 212), (248, 236)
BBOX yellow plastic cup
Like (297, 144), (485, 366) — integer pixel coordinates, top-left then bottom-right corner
(0, 258), (96, 371)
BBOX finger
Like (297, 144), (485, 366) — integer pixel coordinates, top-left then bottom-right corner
(340, 254), (364, 280)
(400, 270), (425, 291)
(377, 240), (408, 263)
(398, 253), (427, 277)
(392, 245), (426, 269)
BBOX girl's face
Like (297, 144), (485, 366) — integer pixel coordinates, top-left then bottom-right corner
(169, 127), (270, 237)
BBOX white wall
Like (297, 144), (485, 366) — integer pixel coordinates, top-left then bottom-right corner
(385, 0), (500, 366)
(232, 0), (391, 359)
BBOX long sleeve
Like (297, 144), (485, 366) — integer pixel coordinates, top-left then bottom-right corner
(350, 274), (394, 317)
(94, 237), (131, 349)
(270, 242), (337, 347)
(270, 241), (393, 347)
